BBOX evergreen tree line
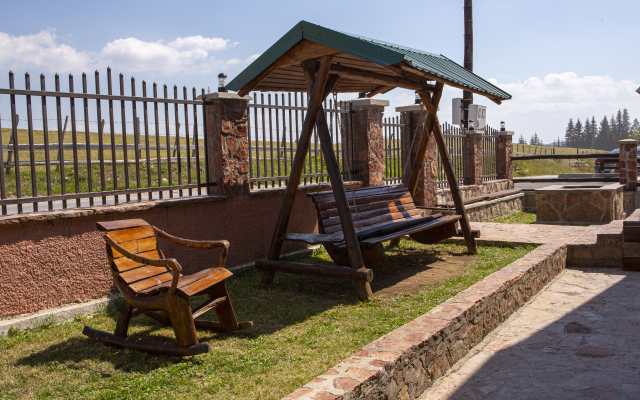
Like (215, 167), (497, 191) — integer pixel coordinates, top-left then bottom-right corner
(517, 133), (543, 145)
(564, 109), (640, 150)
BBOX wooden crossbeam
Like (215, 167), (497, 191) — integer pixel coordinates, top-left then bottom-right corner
(329, 64), (429, 92)
(366, 85), (392, 98)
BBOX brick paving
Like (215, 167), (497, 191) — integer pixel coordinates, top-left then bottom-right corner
(420, 267), (640, 400)
(447, 222), (593, 246)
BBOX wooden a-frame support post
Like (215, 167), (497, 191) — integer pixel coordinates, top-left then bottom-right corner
(405, 83), (478, 255)
(261, 56), (373, 300)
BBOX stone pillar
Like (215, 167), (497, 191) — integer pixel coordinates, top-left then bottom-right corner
(497, 131), (514, 180)
(396, 104), (438, 207)
(464, 130), (484, 186)
(618, 139), (638, 191)
(204, 92), (252, 197)
(342, 98), (388, 187)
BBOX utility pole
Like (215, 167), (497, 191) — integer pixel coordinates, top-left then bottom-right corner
(463, 0), (473, 131)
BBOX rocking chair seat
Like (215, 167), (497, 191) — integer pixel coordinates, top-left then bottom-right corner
(83, 218), (252, 356)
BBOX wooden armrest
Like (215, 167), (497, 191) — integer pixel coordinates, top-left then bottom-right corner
(104, 235), (182, 295)
(152, 227), (230, 268)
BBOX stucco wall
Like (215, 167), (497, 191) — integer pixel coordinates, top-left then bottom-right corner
(0, 190), (318, 317)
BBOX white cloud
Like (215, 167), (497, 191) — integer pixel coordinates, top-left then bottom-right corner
(381, 72), (639, 144)
(0, 29), (251, 76)
(0, 29), (92, 73)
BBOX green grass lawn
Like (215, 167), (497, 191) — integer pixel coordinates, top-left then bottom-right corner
(489, 211), (537, 224)
(0, 241), (535, 400)
(513, 158), (595, 177)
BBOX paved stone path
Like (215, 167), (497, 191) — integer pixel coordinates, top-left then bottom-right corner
(448, 222), (593, 245)
(420, 267), (640, 400)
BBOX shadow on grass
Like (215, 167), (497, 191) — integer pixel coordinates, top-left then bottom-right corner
(15, 242), (469, 372)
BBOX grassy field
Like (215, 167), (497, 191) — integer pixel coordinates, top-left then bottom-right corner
(513, 143), (607, 155)
(489, 211), (537, 224)
(0, 241), (535, 400)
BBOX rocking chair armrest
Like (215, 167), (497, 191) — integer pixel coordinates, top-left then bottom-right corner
(104, 236), (182, 294)
(152, 227), (230, 268)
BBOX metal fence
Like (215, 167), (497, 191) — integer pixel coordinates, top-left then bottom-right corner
(382, 116), (406, 185)
(481, 125), (500, 181)
(0, 69), (208, 215)
(246, 93), (353, 189)
(437, 123), (466, 188)
(381, 118), (468, 188)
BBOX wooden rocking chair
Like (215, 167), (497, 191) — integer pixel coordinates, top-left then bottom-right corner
(83, 219), (252, 356)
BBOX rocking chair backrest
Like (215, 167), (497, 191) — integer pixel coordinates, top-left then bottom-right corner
(308, 185), (421, 235)
(97, 219), (174, 297)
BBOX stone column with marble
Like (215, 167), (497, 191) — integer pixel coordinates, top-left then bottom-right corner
(203, 92), (253, 197)
(341, 98), (388, 187)
(465, 130), (484, 186)
(396, 104), (438, 208)
(497, 131), (514, 181)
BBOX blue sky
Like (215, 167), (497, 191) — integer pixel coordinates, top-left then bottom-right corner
(1, 0), (639, 144)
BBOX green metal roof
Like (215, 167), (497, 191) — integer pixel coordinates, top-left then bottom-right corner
(227, 21), (511, 101)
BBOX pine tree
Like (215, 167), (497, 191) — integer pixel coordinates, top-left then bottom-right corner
(575, 118), (583, 148)
(630, 118), (640, 140)
(611, 113), (619, 141)
(583, 118), (591, 148)
(565, 118), (575, 147)
(616, 109), (624, 140)
(622, 109), (631, 138)
(589, 116), (597, 148)
(595, 116), (613, 150)
(518, 134), (526, 144)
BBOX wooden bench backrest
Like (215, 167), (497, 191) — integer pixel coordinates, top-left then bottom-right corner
(97, 219), (174, 296)
(308, 185), (420, 234)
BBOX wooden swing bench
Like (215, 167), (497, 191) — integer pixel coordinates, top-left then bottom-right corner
(228, 21), (511, 300)
(83, 219), (252, 356)
(258, 185), (460, 278)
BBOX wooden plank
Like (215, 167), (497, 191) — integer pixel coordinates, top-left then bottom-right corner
(264, 57), (333, 269)
(110, 236), (157, 259)
(112, 250), (161, 272)
(119, 265), (171, 284)
(128, 271), (174, 292)
(107, 226), (155, 244)
(354, 213), (443, 240)
(311, 185), (407, 204)
(366, 85), (392, 98)
(316, 191), (413, 212)
(418, 86), (478, 255)
(179, 268), (233, 296)
(82, 326), (210, 356)
(280, 232), (344, 245)
(319, 197), (415, 220)
(255, 259), (373, 282)
(324, 208), (421, 233)
(97, 219), (150, 232)
(441, 189), (523, 207)
(359, 215), (460, 245)
(322, 203), (417, 228)
(329, 64), (426, 91)
(191, 296), (227, 320)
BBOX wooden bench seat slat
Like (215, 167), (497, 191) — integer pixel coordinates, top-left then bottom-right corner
(137, 267), (233, 297)
(280, 232), (344, 245)
(108, 226), (156, 244)
(315, 191), (413, 211)
(97, 219), (150, 232)
(358, 215), (461, 245)
(129, 271), (175, 293)
(120, 265), (173, 284)
(306, 184), (392, 198)
(322, 203), (417, 228)
(310, 185), (403, 203)
(110, 236), (158, 259)
(319, 197), (414, 219)
(324, 208), (421, 234)
(112, 250), (161, 272)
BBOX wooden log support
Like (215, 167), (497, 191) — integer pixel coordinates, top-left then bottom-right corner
(255, 259), (373, 282)
(263, 56), (333, 285)
(415, 85), (478, 255)
(329, 64), (428, 92)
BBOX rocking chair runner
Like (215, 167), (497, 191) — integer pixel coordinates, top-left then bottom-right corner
(83, 219), (252, 356)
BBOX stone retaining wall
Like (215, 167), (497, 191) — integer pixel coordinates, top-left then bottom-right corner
(283, 243), (567, 400)
(436, 180), (514, 205)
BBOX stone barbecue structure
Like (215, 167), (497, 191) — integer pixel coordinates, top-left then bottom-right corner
(535, 183), (624, 225)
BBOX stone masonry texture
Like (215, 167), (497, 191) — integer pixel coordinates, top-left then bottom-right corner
(343, 105), (385, 186)
(618, 139), (637, 191)
(464, 133), (483, 186)
(535, 184), (624, 225)
(283, 243), (567, 400)
(497, 134), (513, 180)
(205, 97), (251, 197)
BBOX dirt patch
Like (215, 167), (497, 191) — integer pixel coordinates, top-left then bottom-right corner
(369, 248), (477, 298)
